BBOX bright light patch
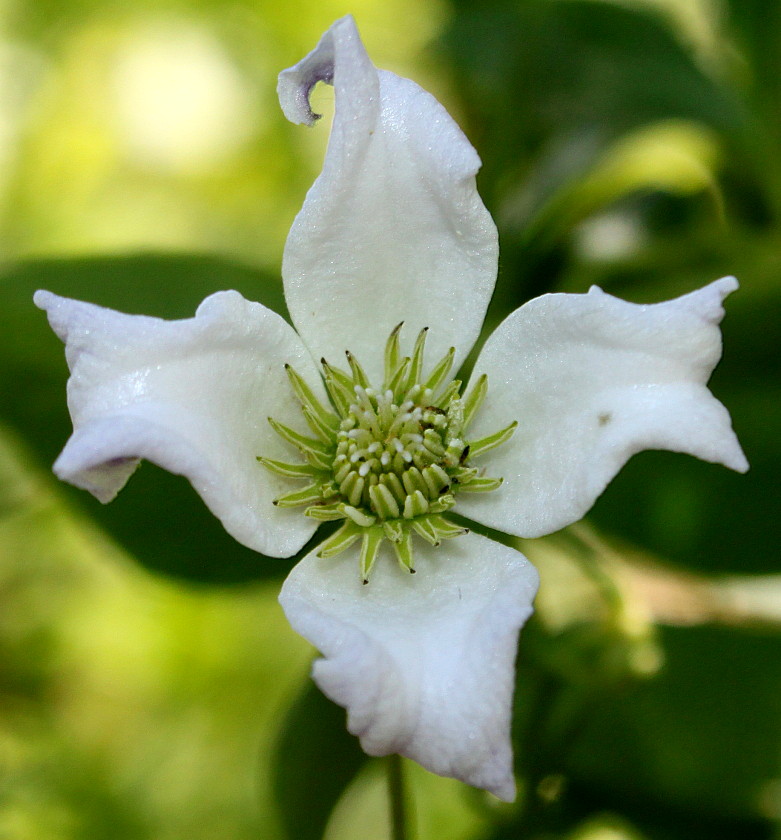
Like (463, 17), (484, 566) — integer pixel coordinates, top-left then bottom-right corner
(575, 212), (646, 262)
(111, 23), (257, 172)
(0, 43), (46, 193)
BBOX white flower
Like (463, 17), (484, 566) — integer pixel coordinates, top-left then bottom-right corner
(34, 16), (747, 801)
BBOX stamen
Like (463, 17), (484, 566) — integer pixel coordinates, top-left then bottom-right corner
(262, 327), (514, 582)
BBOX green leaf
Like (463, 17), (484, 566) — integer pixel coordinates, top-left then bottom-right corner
(440, 0), (749, 318)
(563, 625), (781, 821)
(273, 680), (368, 840)
(0, 253), (307, 584)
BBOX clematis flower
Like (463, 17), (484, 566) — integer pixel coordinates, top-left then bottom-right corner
(35, 16), (747, 801)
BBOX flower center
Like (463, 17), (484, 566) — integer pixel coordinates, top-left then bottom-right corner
(334, 385), (466, 521)
(260, 325), (516, 582)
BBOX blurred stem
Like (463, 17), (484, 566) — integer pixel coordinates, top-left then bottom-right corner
(566, 522), (625, 615)
(568, 522), (781, 630)
(388, 754), (412, 840)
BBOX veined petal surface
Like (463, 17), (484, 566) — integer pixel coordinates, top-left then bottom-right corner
(35, 289), (324, 558)
(278, 16), (498, 383)
(279, 531), (539, 800)
(458, 277), (748, 538)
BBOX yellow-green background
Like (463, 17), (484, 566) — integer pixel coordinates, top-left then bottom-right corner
(1, 1), (779, 838)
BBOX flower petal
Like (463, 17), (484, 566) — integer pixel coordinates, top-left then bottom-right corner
(457, 277), (748, 538)
(35, 289), (325, 558)
(279, 531), (539, 800)
(278, 16), (498, 383)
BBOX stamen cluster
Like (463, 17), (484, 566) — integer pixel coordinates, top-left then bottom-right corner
(260, 325), (516, 582)
(334, 384), (467, 521)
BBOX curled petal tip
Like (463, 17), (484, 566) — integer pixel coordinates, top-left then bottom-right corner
(491, 778), (517, 803)
(724, 446), (750, 474)
(714, 274), (739, 297)
(677, 275), (739, 324)
(277, 15), (363, 126)
(33, 289), (57, 310)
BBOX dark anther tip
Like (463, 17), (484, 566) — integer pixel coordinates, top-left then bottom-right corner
(362, 578), (369, 586)
(272, 500), (279, 506)
(410, 568), (416, 574)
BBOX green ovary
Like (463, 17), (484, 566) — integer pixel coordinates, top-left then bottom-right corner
(259, 325), (516, 583)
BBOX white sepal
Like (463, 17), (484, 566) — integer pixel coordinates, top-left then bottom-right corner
(35, 289), (325, 558)
(279, 531), (539, 800)
(458, 277), (748, 538)
(279, 15), (498, 383)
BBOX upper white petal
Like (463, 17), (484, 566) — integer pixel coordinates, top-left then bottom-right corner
(35, 289), (325, 558)
(279, 531), (539, 800)
(457, 277), (748, 538)
(278, 15), (498, 383)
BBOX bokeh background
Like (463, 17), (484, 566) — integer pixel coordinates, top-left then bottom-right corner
(1, 0), (779, 838)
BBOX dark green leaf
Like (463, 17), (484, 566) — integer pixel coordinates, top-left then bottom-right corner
(272, 679), (368, 840)
(439, 0), (749, 316)
(504, 622), (781, 836)
(564, 625), (781, 821)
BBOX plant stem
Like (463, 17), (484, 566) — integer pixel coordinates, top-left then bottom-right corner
(387, 754), (411, 840)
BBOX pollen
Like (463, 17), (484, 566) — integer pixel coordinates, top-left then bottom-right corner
(258, 324), (516, 582)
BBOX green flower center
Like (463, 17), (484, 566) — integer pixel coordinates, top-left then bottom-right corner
(259, 325), (516, 582)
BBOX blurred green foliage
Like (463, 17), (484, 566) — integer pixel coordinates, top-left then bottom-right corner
(0, 0), (779, 838)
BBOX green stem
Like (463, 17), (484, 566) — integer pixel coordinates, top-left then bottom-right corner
(387, 754), (412, 840)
